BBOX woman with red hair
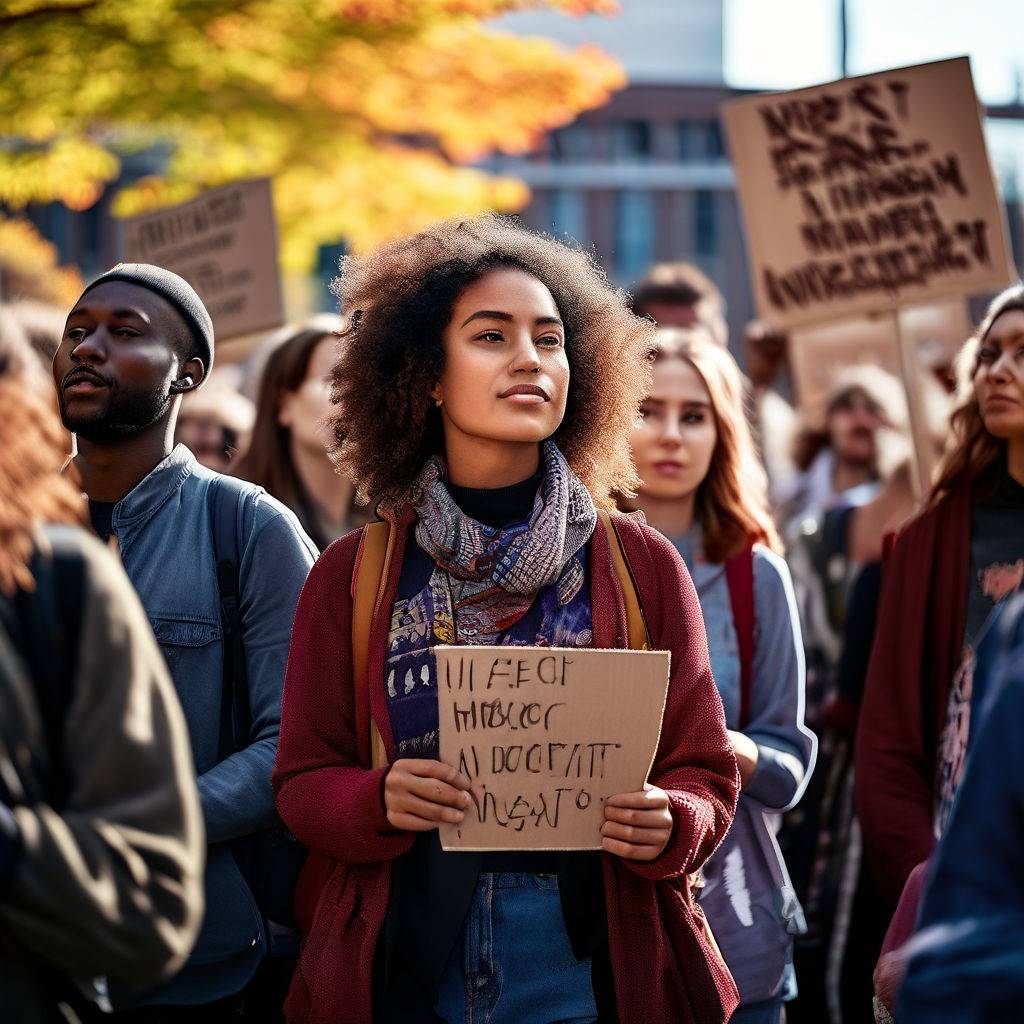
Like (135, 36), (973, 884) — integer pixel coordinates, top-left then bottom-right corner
(625, 327), (815, 1024)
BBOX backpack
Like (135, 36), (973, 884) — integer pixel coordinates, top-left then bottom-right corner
(207, 476), (307, 938)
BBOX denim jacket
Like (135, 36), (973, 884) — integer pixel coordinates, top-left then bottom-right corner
(674, 529), (817, 1006)
(108, 445), (316, 1002)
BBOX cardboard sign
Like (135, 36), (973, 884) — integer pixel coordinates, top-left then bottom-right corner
(787, 299), (970, 416)
(435, 645), (670, 851)
(124, 178), (285, 341)
(724, 57), (1014, 330)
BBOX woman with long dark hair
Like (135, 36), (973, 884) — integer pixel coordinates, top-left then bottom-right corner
(272, 217), (740, 1024)
(233, 317), (363, 549)
(855, 282), (1024, 963)
(624, 327), (814, 1024)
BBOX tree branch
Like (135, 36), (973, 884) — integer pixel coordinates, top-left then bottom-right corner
(0, 0), (100, 31)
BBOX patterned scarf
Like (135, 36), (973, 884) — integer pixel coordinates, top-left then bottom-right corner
(411, 440), (597, 645)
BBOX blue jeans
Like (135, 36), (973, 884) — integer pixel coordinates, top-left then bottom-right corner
(435, 873), (598, 1024)
(729, 998), (783, 1024)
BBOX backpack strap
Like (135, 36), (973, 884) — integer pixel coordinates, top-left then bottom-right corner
(597, 509), (650, 651)
(207, 475), (250, 756)
(724, 543), (756, 729)
(353, 521), (392, 769)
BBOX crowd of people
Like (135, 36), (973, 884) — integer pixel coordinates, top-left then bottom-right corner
(1, 213), (1023, 1024)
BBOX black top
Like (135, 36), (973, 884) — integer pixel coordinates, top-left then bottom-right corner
(966, 471), (1024, 646)
(88, 500), (115, 543)
(447, 470), (542, 530)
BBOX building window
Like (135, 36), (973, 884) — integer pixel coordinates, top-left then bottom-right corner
(694, 190), (716, 257)
(549, 190), (586, 243)
(677, 120), (725, 161)
(614, 190), (655, 282)
(610, 120), (652, 161)
(706, 121), (725, 159)
(550, 123), (591, 162)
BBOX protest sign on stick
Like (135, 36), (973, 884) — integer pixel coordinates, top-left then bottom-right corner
(124, 178), (285, 342)
(723, 57), (1014, 331)
(725, 57), (1013, 495)
(435, 645), (670, 851)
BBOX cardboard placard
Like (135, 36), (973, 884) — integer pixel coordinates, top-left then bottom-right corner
(435, 645), (670, 851)
(724, 57), (1014, 330)
(787, 299), (970, 416)
(124, 178), (285, 341)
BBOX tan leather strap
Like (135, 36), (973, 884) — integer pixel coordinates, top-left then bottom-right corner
(352, 521), (392, 769)
(597, 509), (650, 651)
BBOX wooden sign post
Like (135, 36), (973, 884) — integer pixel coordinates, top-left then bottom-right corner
(435, 645), (670, 851)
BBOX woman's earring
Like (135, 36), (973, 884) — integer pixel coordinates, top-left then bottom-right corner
(434, 396), (443, 407)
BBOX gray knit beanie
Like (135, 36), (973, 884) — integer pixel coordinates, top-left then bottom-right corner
(80, 263), (215, 373)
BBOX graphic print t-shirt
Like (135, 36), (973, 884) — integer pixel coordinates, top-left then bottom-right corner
(935, 474), (1024, 832)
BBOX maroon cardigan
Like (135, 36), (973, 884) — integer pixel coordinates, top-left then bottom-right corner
(272, 510), (740, 1024)
(853, 486), (971, 910)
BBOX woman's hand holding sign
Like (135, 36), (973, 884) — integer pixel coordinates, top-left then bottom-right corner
(385, 759), (471, 832)
(601, 783), (674, 861)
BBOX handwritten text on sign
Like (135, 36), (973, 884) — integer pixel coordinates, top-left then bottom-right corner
(724, 57), (1013, 329)
(435, 646), (670, 851)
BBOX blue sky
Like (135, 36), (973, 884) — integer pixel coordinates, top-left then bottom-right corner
(724, 0), (1023, 104)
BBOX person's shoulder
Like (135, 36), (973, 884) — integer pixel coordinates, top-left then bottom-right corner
(35, 523), (137, 604)
(196, 468), (314, 548)
(606, 509), (681, 566)
(751, 544), (792, 589)
(37, 522), (117, 579)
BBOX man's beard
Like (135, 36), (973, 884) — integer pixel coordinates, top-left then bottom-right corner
(61, 382), (173, 443)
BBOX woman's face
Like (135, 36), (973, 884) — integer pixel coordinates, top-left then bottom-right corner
(434, 267), (569, 447)
(278, 337), (336, 454)
(828, 388), (884, 467)
(630, 357), (717, 502)
(974, 309), (1024, 441)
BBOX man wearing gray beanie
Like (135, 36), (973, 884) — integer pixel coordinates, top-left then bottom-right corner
(53, 265), (317, 1021)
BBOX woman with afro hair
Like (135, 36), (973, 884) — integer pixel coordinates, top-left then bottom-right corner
(272, 216), (740, 1024)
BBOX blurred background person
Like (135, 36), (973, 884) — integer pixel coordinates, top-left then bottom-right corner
(776, 367), (907, 539)
(743, 320), (798, 498)
(855, 283), (1024, 1018)
(175, 367), (256, 473)
(785, 377), (951, 1024)
(629, 260), (729, 346)
(5, 298), (67, 370)
(233, 317), (366, 549)
(624, 326), (815, 1024)
(0, 325), (204, 1021)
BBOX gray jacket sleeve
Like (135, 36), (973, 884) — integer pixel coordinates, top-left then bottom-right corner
(0, 532), (205, 987)
(742, 547), (817, 810)
(196, 502), (316, 844)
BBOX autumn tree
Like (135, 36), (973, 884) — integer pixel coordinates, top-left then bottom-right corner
(0, 0), (623, 270)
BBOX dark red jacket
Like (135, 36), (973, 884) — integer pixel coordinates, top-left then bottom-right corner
(273, 510), (740, 1023)
(854, 487), (970, 910)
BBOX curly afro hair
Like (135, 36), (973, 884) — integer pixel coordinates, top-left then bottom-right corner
(329, 215), (655, 513)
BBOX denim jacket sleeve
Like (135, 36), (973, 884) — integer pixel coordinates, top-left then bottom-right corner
(742, 547), (817, 811)
(197, 501), (316, 843)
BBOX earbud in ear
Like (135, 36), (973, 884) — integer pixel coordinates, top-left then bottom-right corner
(171, 375), (194, 392)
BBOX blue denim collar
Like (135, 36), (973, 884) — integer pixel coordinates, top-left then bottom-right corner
(112, 443), (196, 530)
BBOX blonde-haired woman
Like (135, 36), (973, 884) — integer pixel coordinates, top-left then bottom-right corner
(625, 326), (816, 1024)
(855, 283), (1024, 1000)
